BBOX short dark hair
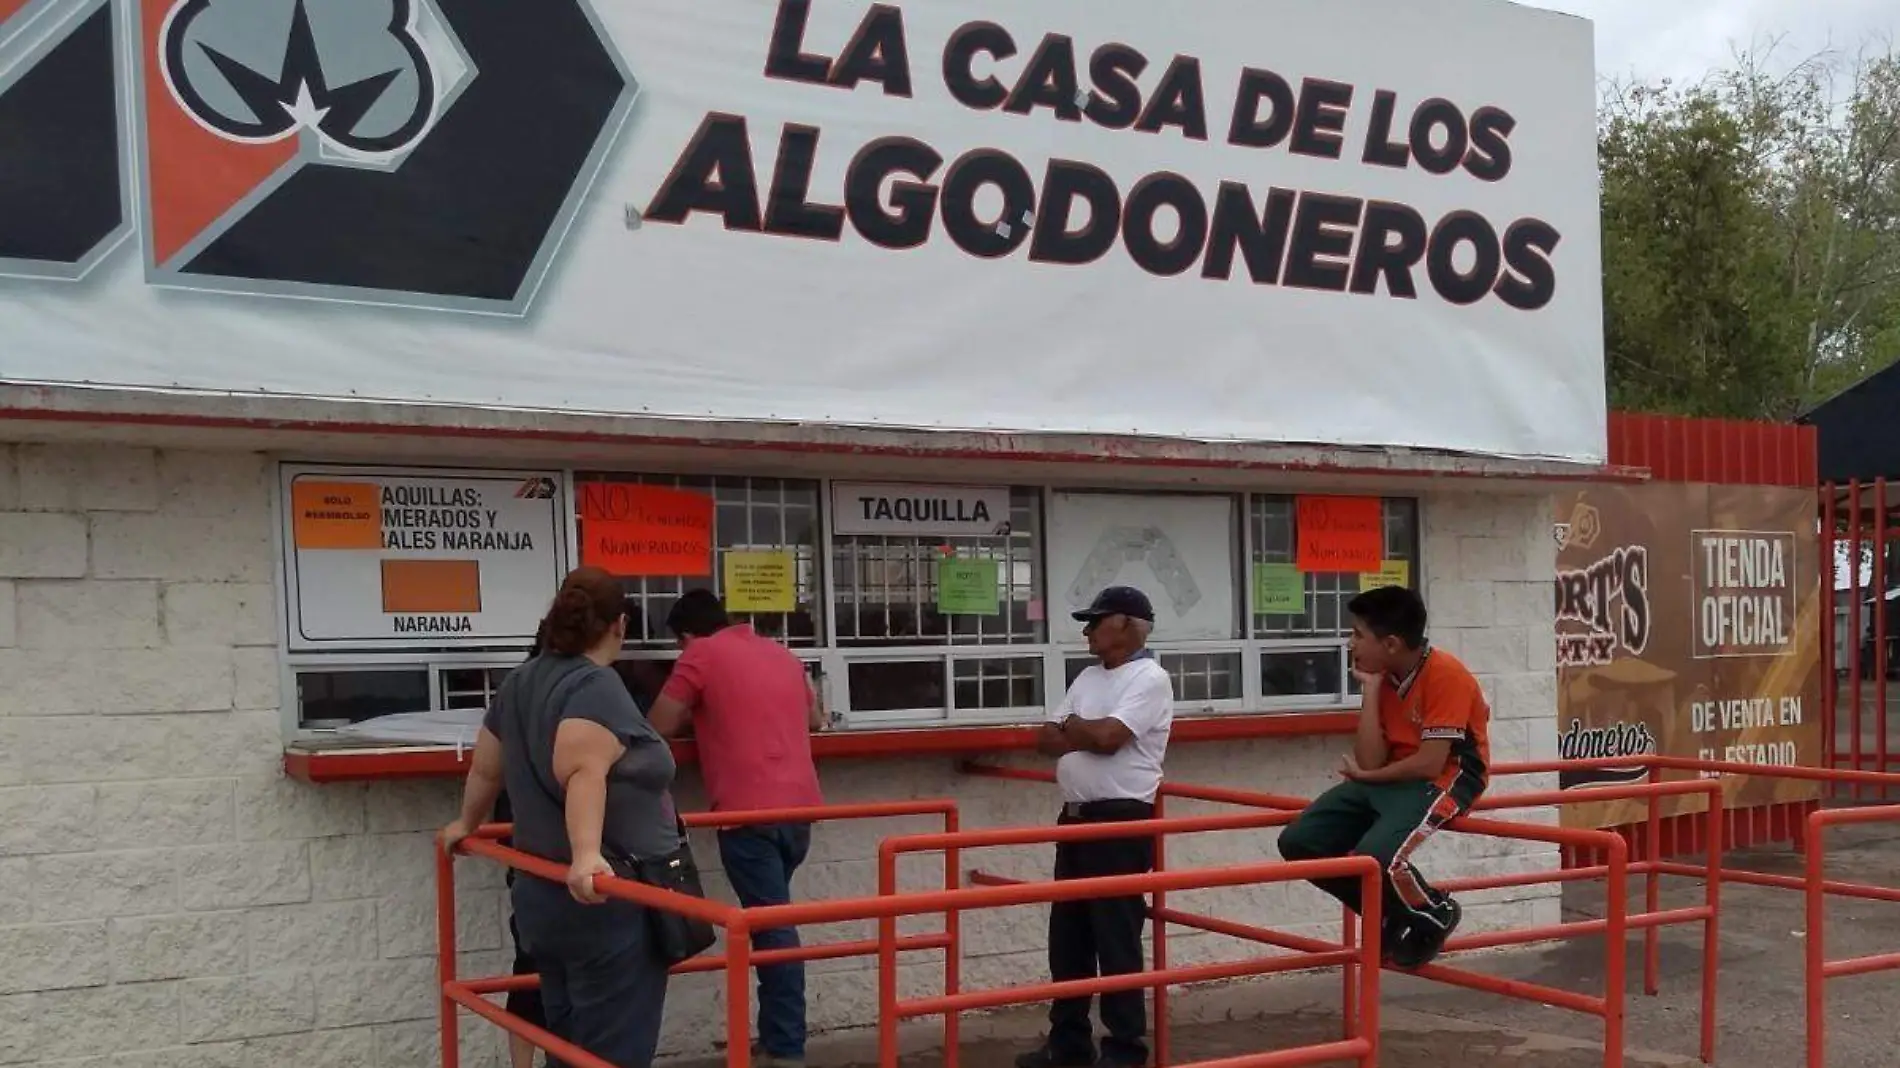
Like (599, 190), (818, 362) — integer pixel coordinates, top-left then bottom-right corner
(1346, 585), (1428, 649)
(666, 589), (730, 638)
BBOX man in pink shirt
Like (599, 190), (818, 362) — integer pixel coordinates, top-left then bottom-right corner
(647, 590), (824, 1068)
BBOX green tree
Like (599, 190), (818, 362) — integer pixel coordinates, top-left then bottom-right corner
(1598, 44), (1900, 417)
(1599, 82), (1810, 416)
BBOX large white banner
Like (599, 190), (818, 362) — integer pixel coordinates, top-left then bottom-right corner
(0, 0), (1604, 462)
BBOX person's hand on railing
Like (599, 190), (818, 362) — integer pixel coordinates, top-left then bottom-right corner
(439, 819), (475, 855)
(567, 851), (614, 905)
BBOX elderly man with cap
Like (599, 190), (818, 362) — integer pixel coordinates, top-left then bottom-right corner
(1017, 586), (1176, 1068)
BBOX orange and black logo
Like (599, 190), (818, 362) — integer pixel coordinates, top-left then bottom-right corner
(1, 0), (635, 315)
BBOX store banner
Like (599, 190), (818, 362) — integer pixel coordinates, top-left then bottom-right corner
(0, 0), (1604, 462)
(1553, 484), (1824, 828)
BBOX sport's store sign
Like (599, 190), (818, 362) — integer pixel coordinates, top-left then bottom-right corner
(1552, 485), (1823, 829)
(1, 0), (1603, 463)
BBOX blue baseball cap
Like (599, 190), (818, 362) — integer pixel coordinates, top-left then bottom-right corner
(1072, 586), (1156, 623)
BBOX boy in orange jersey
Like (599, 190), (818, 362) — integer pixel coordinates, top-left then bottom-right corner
(1278, 585), (1491, 969)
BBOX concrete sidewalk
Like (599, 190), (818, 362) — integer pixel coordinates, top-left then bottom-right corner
(670, 818), (1900, 1067)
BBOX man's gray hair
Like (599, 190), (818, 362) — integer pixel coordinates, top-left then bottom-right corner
(1130, 617), (1153, 642)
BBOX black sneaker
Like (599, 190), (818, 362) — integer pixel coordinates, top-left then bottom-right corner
(1015, 1046), (1095, 1068)
(1390, 899), (1461, 970)
(1378, 916), (1411, 963)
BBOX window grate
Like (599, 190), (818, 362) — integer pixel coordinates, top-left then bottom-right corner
(1249, 496), (1419, 639)
(833, 488), (1044, 647)
(576, 473), (823, 647)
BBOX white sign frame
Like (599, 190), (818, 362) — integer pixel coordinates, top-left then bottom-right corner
(1047, 490), (1239, 641)
(830, 482), (1014, 537)
(277, 463), (571, 652)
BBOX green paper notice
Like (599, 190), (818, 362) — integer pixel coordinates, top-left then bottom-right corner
(1254, 563), (1305, 614)
(937, 558), (1000, 616)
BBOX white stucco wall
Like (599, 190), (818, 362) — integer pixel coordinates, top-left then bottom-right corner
(0, 444), (1559, 1068)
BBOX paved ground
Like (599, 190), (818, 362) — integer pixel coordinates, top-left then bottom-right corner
(671, 816), (1900, 1067)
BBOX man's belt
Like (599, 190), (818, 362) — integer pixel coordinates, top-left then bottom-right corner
(1061, 799), (1157, 819)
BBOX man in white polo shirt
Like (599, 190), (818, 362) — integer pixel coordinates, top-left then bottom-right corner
(1017, 586), (1175, 1068)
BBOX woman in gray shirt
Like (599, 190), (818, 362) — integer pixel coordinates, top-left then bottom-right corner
(443, 567), (681, 1068)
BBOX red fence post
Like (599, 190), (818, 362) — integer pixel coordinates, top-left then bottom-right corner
(727, 918), (753, 1068)
(436, 843), (460, 1068)
(1604, 835), (1628, 1068)
(1643, 767), (1662, 997)
(1851, 479), (1865, 801)
(943, 807), (962, 1068)
(1823, 484), (1837, 786)
(1878, 479), (1890, 799)
(1805, 809), (1828, 1068)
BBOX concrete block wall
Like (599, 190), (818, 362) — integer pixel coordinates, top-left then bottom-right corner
(0, 445), (1560, 1067)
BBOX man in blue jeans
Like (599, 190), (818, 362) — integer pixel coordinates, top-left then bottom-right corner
(649, 591), (826, 1067)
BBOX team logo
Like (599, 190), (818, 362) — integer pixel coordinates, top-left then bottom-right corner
(1556, 501), (1601, 551)
(161, 0), (441, 158)
(2, 0), (637, 317)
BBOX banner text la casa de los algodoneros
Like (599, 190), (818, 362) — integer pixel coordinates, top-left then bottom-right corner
(643, 1), (1563, 312)
(0, 0), (1605, 463)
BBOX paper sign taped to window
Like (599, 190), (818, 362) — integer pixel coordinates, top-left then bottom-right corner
(938, 558), (1000, 616)
(578, 484), (714, 576)
(723, 550), (796, 613)
(1359, 560), (1411, 591)
(1253, 563), (1305, 614)
(1295, 496), (1384, 573)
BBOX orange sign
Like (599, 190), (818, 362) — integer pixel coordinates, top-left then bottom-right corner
(578, 483), (714, 576)
(291, 480), (382, 550)
(1295, 495), (1383, 573)
(380, 559), (483, 613)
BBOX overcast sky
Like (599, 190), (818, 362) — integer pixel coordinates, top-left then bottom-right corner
(1530, 0), (1897, 84)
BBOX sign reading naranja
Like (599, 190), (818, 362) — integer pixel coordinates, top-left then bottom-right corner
(1552, 484), (1823, 829)
(0, 0), (1603, 463)
(280, 465), (567, 651)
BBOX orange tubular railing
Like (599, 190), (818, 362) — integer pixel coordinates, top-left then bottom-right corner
(442, 824), (1384, 1068)
(959, 762), (1643, 1068)
(436, 757), (1900, 1068)
(437, 799), (960, 1068)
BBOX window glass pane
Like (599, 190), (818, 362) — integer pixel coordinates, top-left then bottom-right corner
(297, 669), (429, 727)
(1062, 654), (1241, 704)
(1260, 649), (1344, 699)
(440, 667), (512, 710)
(1250, 496), (1418, 639)
(575, 474), (823, 647)
(848, 660), (945, 713)
(952, 657), (1044, 711)
(1159, 652), (1243, 703)
(834, 487), (1044, 648)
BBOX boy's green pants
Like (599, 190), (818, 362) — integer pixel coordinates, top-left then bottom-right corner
(1276, 777), (1481, 932)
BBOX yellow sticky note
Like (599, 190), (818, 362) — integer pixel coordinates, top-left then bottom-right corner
(722, 551), (796, 612)
(1359, 560), (1410, 591)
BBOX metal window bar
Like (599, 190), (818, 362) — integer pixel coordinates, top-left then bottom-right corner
(1249, 496), (1419, 639)
(834, 488), (1043, 648)
(575, 473), (823, 647)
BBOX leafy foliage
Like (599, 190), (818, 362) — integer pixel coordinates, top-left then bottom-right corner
(1599, 44), (1900, 418)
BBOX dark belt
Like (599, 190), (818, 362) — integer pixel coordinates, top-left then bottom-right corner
(1061, 799), (1156, 819)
